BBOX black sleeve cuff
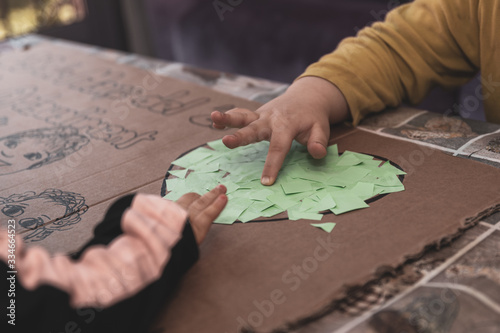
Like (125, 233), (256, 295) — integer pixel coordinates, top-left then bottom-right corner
(2, 195), (199, 333)
(71, 194), (135, 260)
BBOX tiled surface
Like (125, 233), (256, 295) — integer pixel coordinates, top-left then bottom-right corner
(350, 286), (500, 333)
(334, 223), (500, 333)
(291, 224), (500, 333)
(2, 35), (499, 332)
(429, 230), (500, 305)
(483, 211), (500, 225)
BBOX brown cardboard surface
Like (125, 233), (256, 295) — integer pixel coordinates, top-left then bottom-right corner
(153, 129), (500, 333)
(2, 42), (500, 332)
(0, 42), (260, 250)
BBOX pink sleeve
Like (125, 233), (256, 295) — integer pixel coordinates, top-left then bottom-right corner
(0, 194), (188, 308)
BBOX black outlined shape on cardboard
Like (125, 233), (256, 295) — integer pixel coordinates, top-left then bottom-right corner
(162, 143), (405, 223)
(0, 126), (89, 176)
(0, 189), (88, 242)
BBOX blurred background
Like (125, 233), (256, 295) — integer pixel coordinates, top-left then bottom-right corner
(0, 0), (484, 120)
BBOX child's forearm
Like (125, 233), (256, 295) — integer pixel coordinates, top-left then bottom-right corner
(298, 0), (479, 125)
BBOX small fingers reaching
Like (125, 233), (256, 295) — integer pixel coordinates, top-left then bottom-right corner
(222, 120), (271, 149)
(192, 194), (227, 228)
(176, 192), (201, 211)
(188, 185), (227, 217)
(211, 108), (259, 130)
(189, 185), (228, 244)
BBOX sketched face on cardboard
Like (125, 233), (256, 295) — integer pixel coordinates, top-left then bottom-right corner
(0, 126), (89, 176)
(0, 189), (88, 242)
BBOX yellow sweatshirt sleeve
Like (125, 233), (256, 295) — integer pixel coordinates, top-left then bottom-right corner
(298, 0), (481, 125)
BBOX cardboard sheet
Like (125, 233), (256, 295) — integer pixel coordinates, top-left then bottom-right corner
(154, 130), (500, 333)
(0, 42), (260, 252)
(1, 42), (500, 333)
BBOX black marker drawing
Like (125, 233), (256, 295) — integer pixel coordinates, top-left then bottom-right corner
(8, 52), (70, 80)
(182, 65), (222, 83)
(189, 114), (219, 129)
(4, 87), (158, 150)
(0, 126), (89, 176)
(0, 189), (88, 242)
(212, 104), (236, 113)
(189, 104), (236, 130)
(83, 80), (139, 100)
(61, 69), (133, 99)
(68, 77), (210, 116)
(0, 85), (37, 106)
(9, 50), (212, 116)
(131, 90), (210, 116)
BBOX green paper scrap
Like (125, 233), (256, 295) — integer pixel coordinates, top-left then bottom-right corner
(312, 194), (337, 212)
(267, 191), (301, 211)
(214, 197), (253, 224)
(298, 198), (319, 212)
(310, 222), (336, 233)
(374, 184), (405, 194)
(281, 179), (313, 194)
(195, 163), (220, 173)
(288, 209), (323, 221)
(350, 182), (375, 200)
(168, 169), (189, 178)
(163, 191), (184, 201)
(260, 205), (284, 218)
(238, 209), (265, 223)
(379, 161), (407, 175)
(207, 139), (231, 151)
(336, 153), (363, 166)
(249, 189), (275, 201)
(249, 200), (275, 212)
(218, 180), (239, 194)
(330, 192), (369, 215)
(165, 140), (405, 224)
(342, 150), (374, 161)
(171, 147), (213, 168)
(373, 173), (402, 187)
(327, 144), (339, 157)
(165, 178), (184, 192)
(328, 167), (370, 186)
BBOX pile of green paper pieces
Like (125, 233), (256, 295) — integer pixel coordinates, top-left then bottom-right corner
(165, 139), (405, 224)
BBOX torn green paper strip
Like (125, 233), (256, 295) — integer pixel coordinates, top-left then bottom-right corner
(168, 169), (189, 179)
(288, 209), (323, 221)
(330, 192), (369, 215)
(310, 222), (336, 233)
(171, 147), (213, 168)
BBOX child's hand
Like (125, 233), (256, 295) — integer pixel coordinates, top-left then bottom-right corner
(211, 77), (350, 185)
(176, 185), (227, 244)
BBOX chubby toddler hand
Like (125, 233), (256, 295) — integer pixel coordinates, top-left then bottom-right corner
(211, 76), (350, 185)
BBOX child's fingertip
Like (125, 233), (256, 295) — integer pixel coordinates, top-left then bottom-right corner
(217, 184), (227, 193)
(261, 176), (275, 186)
